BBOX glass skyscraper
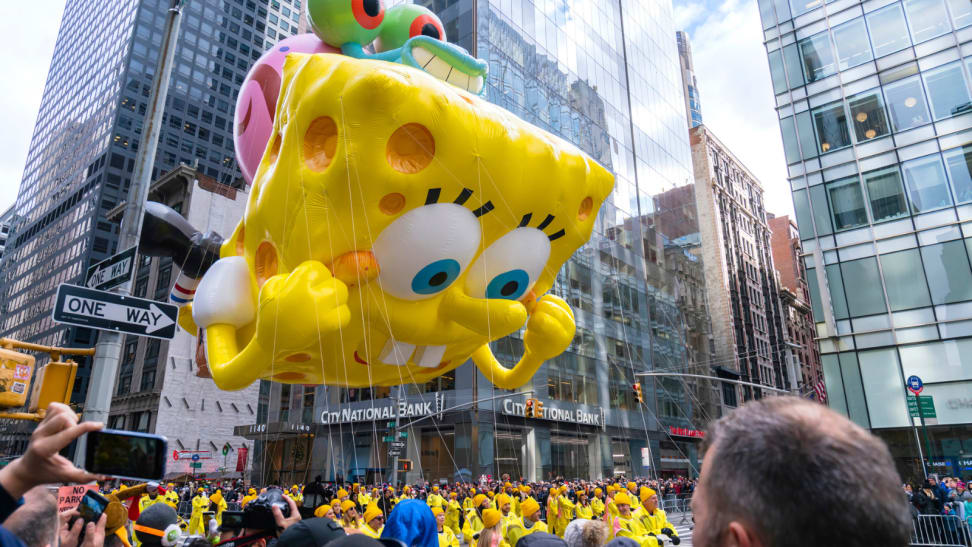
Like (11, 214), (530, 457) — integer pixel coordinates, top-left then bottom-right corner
(759, 0), (972, 480)
(0, 0), (300, 411)
(244, 0), (716, 484)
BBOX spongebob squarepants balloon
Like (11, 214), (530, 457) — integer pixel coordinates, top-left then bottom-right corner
(144, 0), (614, 392)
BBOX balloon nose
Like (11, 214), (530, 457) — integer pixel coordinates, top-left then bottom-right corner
(441, 290), (527, 337)
(328, 250), (379, 286)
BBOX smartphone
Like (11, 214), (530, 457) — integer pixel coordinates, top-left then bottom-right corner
(84, 429), (167, 481)
(220, 511), (244, 531)
(78, 490), (110, 522)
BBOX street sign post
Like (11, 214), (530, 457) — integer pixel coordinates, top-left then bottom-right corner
(905, 375), (932, 480)
(53, 284), (178, 340)
(85, 247), (136, 291)
(190, 462), (202, 469)
(391, 441), (406, 449)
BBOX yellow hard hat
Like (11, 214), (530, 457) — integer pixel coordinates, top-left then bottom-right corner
(626, 482), (636, 492)
(594, 488), (603, 496)
(430, 506), (444, 516)
(614, 492), (633, 506)
(473, 494), (488, 507)
(341, 500), (357, 513)
(639, 487), (657, 502)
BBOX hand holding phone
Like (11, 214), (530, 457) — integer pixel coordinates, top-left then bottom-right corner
(0, 403), (103, 500)
(83, 429), (167, 482)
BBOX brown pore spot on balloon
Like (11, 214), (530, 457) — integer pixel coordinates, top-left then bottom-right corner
(304, 116), (338, 171)
(577, 196), (594, 221)
(379, 193), (406, 215)
(235, 225), (246, 255)
(285, 353), (311, 362)
(386, 123), (434, 174)
(254, 241), (278, 287)
(274, 371), (305, 381)
(266, 134), (282, 164)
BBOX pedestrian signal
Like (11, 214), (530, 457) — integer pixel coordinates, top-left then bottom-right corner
(398, 459), (413, 472)
(524, 399), (535, 418)
(633, 383), (644, 403)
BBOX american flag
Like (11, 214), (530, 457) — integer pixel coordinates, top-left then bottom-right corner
(814, 379), (827, 403)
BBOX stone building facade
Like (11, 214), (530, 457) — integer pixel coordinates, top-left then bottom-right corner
(107, 165), (258, 478)
(689, 125), (794, 404)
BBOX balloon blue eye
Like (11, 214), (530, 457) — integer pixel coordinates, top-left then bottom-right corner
(485, 269), (530, 300)
(411, 259), (461, 295)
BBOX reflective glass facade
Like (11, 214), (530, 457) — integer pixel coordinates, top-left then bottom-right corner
(247, 0), (715, 484)
(0, 0), (300, 403)
(760, 0), (972, 481)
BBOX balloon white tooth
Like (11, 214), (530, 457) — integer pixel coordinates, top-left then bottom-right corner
(425, 56), (452, 81)
(468, 75), (484, 94)
(414, 345), (448, 368)
(412, 46), (434, 67)
(379, 339), (415, 366)
(447, 70), (469, 90)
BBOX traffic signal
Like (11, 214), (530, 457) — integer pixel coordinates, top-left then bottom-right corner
(534, 400), (544, 418)
(398, 459), (413, 472)
(524, 398), (535, 418)
(633, 383), (643, 404)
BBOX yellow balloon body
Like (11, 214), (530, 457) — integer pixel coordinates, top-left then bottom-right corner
(194, 53), (614, 391)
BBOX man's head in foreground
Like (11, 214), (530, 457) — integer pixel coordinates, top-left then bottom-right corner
(692, 396), (911, 547)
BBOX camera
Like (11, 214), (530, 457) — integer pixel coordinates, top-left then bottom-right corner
(241, 488), (290, 532)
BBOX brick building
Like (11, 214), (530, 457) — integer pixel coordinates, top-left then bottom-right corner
(768, 214), (823, 397)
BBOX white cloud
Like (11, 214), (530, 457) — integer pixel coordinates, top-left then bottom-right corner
(675, 0), (795, 218)
(674, 1), (706, 31)
(0, 2), (65, 213)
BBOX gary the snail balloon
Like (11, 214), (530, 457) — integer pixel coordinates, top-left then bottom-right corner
(141, 0), (615, 391)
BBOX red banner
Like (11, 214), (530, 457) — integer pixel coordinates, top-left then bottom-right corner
(236, 446), (248, 472)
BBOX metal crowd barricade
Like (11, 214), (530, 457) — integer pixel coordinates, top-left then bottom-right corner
(910, 514), (972, 546)
(176, 501), (192, 519)
(226, 502), (242, 511)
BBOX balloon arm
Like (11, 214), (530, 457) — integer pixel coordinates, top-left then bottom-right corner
(204, 324), (266, 391)
(140, 201), (223, 279)
(470, 345), (545, 390)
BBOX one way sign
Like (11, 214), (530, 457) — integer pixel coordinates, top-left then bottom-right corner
(53, 284), (178, 340)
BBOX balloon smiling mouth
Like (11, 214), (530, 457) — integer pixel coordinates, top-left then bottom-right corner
(400, 35), (487, 95)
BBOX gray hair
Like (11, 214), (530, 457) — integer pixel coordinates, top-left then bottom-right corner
(698, 396), (912, 547)
(564, 519), (608, 547)
(4, 487), (57, 547)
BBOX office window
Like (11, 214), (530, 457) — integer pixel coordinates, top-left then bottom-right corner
(867, 3), (911, 57)
(768, 50), (788, 94)
(904, 0), (951, 42)
(800, 33), (836, 82)
(796, 111), (817, 159)
(791, 0), (823, 16)
(806, 267), (825, 318)
(863, 166), (909, 222)
(809, 184), (833, 236)
(833, 18), (873, 70)
(943, 146), (972, 204)
(922, 62), (972, 120)
(812, 102), (851, 153)
(792, 189), (815, 239)
(880, 249), (932, 310)
(848, 89), (889, 142)
(947, 0), (971, 28)
(759, 0), (777, 28)
(827, 176), (869, 230)
(780, 116), (801, 164)
(782, 43), (806, 88)
(883, 75), (931, 131)
(840, 257), (887, 316)
(902, 154), (953, 212)
(826, 263), (850, 319)
(921, 240), (972, 304)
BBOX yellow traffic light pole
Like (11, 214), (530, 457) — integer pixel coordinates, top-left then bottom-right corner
(0, 338), (95, 421)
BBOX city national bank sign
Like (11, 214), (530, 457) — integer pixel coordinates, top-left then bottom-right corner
(320, 393), (444, 425)
(501, 398), (603, 426)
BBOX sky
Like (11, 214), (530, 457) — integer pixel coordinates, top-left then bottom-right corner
(0, 0), (793, 219)
(674, 0), (795, 218)
(0, 1), (65, 214)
